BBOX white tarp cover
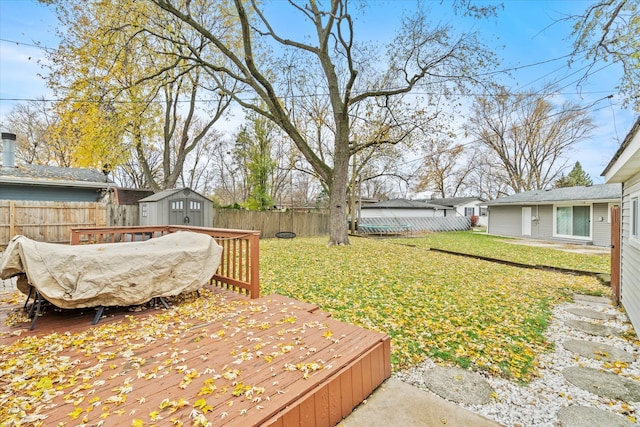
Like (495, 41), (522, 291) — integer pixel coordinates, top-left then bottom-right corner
(0, 231), (223, 309)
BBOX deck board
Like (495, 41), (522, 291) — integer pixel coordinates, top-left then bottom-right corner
(0, 286), (390, 426)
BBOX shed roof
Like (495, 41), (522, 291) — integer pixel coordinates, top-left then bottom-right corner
(0, 164), (110, 189)
(138, 187), (209, 202)
(362, 198), (453, 210)
(485, 183), (621, 206)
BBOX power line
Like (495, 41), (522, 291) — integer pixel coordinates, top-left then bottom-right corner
(0, 38), (54, 52)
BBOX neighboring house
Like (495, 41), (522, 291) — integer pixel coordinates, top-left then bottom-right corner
(358, 198), (472, 232)
(428, 197), (487, 227)
(485, 184), (621, 247)
(602, 116), (640, 331)
(1, 133), (110, 202)
(360, 198), (451, 219)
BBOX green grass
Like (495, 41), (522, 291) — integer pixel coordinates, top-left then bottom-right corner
(260, 235), (609, 381)
(395, 231), (611, 273)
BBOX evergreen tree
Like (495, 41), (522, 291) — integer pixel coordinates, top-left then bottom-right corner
(555, 162), (593, 188)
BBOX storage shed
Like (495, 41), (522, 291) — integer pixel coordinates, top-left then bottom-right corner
(138, 188), (212, 227)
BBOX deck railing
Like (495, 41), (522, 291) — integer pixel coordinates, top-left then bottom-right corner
(70, 225), (260, 298)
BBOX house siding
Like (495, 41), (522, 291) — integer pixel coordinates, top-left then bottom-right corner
(360, 208), (445, 219)
(488, 202), (611, 246)
(621, 174), (640, 333)
(487, 205), (522, 237)
(0, 183), (103, 202)
(593, 203), (612, 247)
(536, 205), (554, 239)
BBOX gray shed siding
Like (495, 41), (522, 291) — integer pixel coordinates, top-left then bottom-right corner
(0, 183), (102, 202)
(139, 188), (212, 227)
(621, 174), (640, 333)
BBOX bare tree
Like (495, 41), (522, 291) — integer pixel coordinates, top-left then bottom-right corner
(569, 0), (640, 111)
(415, 136), (478, 198)
(151, 0), (497, 245)
(467, 86), (595, 194)
(3, 98), (75, 167)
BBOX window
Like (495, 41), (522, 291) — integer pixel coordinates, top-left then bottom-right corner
(141, 203), (148, 218)
(171, 200), (184, 210)
(480, 207), (488, 217)
(190, 200), (201, 210)
(554, 205), (591, 239)
(464, 207), (474, 216)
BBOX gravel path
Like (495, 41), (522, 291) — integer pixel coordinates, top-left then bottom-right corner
(395, 296), (640, 426)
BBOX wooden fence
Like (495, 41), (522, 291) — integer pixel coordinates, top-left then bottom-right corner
(0, 201), (330, 248)
(0, 201), (137, 248)
(212, 209), (330, 238)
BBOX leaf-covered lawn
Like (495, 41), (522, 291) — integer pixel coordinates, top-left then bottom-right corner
(260, 236), (608, 381)
(395, 231), (611, 273)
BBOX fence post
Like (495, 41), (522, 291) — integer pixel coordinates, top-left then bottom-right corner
(9, 200), (15, 240)
(250, 232), (260, 298)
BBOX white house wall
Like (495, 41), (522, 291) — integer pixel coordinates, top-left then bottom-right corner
(360, 208), (444, 218)
(455, 201), (488, 227)
(621, 173), (640, 334)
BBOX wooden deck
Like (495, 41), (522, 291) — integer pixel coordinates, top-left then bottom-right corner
(0, 286), (390, 426)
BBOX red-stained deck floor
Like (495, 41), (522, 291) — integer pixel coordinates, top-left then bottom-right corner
(0, 286), (390, 426)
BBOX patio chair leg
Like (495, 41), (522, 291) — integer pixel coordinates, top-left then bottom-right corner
(93, 306), (105, 325)
(158, 297), (169, 309)
(29, 291), (42, 331)
(23, 286), (34, 311)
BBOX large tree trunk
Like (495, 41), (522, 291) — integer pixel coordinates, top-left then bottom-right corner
(328, 129), (351, 245)
(328, 164), (350, 245)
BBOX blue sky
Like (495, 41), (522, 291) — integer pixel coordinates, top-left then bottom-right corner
(0, 0), (636, 184)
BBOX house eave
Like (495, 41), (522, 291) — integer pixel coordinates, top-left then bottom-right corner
(603, 117), (640, 183)
(487, 198), (619, 207)
(0, 176), (110, 190)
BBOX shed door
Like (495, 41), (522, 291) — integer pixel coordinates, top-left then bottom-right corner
(169, 199), (185, 225)
(522, 207), (532, 236)
(187, 199), (203, 226)
(169, 198), (204, 226)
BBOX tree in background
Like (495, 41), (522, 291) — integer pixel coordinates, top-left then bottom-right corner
(3, 98), (72, 166)
(467, 86), (594, 194)
(151, 0), (498, 245)
(44, 0), (235, 191)
(554, 161), (594, 188)
(415, 130), (479, 198)
(570, 0), (640, 111)
(235, 112), (277, 211)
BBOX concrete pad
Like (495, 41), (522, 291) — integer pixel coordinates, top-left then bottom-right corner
(422, 366), (494, 405)
(563, 339), (635, 363)
(565, 319), (622, 336)
(573, 294), (612, 307)
(565, 307), (617, 320)
(563, 367), (640, 401)
(340, 378), (503, 427)
(557, 405), (636, 427)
